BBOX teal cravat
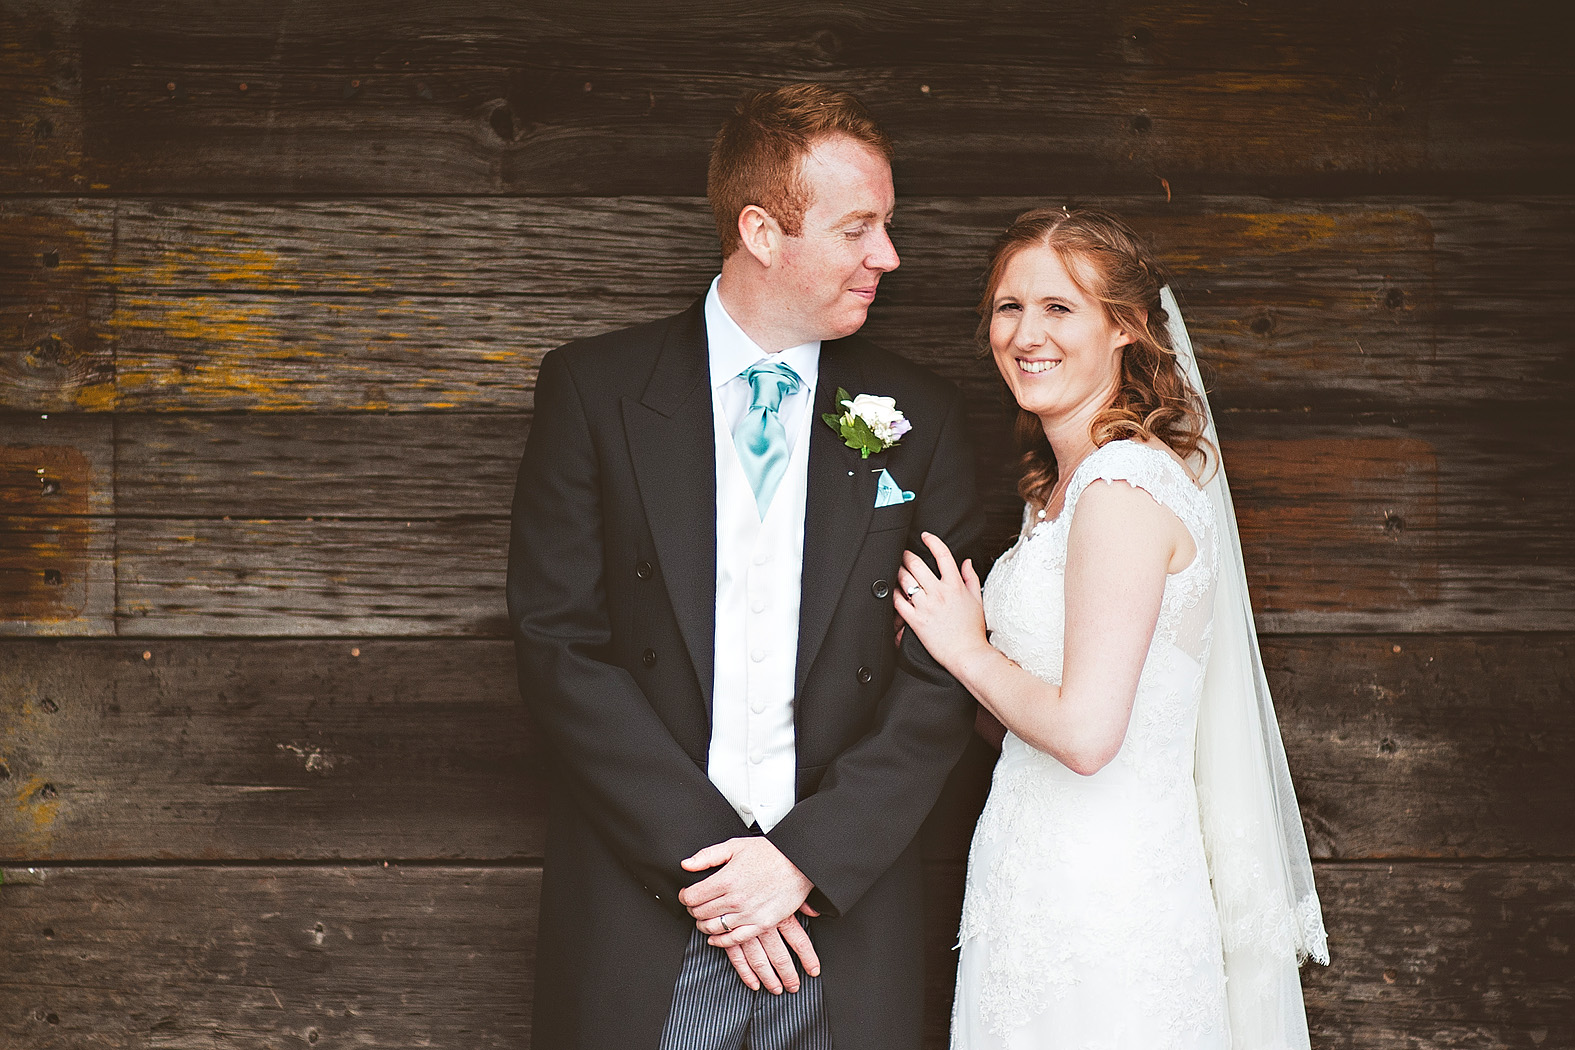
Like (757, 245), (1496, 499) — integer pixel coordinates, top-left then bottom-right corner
(733, 360), (802, 516)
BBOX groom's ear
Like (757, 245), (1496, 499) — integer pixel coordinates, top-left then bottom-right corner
(737, 204), (782, 267)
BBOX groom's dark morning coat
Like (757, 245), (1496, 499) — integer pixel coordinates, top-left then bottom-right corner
(508, 297), (983, 1048)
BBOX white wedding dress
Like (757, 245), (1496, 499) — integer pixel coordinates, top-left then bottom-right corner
(952, 439), (1230, 1050)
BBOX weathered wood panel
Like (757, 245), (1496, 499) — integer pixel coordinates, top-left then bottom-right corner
(4, 635), (1570, 863)
(3, 1), (1570, 195)
(0, 640), (540, 862)
(6, 197), (1572, 412)
(0, 864), (537, 1049)
(110, 517), (513, 637)
(1, 863), (1569, 1049)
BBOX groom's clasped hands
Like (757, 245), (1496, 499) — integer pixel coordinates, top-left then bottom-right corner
(678, 836), (822, 995)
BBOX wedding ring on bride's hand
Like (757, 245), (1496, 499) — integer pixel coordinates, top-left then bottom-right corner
(905, 582), (922, 598)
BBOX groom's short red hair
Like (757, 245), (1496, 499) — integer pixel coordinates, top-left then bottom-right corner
(708, 84), (892, 258)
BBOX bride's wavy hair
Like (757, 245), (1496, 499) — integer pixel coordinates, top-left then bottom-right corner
(976, 206), (1213, 510)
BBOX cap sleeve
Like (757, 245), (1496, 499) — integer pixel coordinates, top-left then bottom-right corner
(1062, 440), (1215, 552)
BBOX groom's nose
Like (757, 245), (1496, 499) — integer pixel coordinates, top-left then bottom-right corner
(866, 226), (900, 273)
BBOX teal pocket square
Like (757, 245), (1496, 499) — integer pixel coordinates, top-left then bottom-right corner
(874, 468), (916, 508)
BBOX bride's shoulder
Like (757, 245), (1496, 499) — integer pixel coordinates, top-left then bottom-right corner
(1066, 439), (1209, 524)
(1075, 438), (1198, 486)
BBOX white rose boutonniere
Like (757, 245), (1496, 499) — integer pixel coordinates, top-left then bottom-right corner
(822, 388), (912, 458)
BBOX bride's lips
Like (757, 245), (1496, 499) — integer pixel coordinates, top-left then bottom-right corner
(1016, 357), (1062, 374)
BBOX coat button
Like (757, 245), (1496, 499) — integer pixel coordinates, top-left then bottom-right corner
(871, 579), (891, 599)
(856, 666), (873, 684)
(635, 560), (653, 580)
(642, 648), (658, 668)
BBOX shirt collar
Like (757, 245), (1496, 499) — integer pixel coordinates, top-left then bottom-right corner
(704, 276), (820, 391)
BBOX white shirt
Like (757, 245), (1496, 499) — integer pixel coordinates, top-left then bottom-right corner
(704, 276), (820, 832)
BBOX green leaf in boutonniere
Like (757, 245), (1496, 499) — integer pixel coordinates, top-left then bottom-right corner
(821, 387), (911, 459)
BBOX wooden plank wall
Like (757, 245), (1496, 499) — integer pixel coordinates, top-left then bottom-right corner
(2, 1), (1572, 1046)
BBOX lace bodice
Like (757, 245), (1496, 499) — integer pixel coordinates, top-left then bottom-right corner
(983, 440), (1218, 693)
(953, 441), (1229, 1047)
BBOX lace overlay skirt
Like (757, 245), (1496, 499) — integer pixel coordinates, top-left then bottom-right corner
(950, 736), (1229, 1050)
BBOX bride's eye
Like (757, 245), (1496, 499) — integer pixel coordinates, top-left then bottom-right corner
(995, 301), (1021, 314)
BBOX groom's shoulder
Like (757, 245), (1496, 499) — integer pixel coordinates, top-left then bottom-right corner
(547, 308), (690, 378)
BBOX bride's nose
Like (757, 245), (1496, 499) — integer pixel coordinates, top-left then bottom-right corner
(1012, 316), (1047, 353)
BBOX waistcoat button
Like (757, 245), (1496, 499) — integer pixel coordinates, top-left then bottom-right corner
(635, 560), (653, 580)
(642, 648), (658, 668)
(856, 666), (873, 684)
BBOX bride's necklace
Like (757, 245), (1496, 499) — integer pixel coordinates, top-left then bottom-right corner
(1035, 445), (1097, 523)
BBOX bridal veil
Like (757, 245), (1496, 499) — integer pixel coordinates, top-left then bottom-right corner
(1161, 286), (1330, 1048)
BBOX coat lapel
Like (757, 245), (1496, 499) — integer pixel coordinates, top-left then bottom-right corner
(623, 300), (717, 707)
(796, 339), (881, 696)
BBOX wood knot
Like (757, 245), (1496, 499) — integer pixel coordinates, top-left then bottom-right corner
(488, 101), (517, 142)
(1130, 114), (1152, 133)
(1384, 288), (1406, 310)
(811, 28), (843, 59)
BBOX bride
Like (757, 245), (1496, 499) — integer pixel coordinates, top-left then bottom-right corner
(894, 207), (1328, 1049)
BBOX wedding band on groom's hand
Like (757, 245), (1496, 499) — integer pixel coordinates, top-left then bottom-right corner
(719, 914), (732, 933)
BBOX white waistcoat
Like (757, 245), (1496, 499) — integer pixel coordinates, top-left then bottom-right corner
(707, 385), (813, 833)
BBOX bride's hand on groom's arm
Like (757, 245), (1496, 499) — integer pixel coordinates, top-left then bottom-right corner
(893, 532), (993, 673)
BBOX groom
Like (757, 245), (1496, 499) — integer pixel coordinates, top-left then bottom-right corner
(508, 84), (982, 1049)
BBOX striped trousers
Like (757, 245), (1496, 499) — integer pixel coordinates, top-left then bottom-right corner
(658, 922), (833, 1050)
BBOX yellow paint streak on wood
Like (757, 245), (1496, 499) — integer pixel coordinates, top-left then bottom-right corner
(118, 245), (290, 289)
(11, 774), (60, 856)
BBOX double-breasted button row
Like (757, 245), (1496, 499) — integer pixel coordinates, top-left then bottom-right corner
(635, 560), (653, 580)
